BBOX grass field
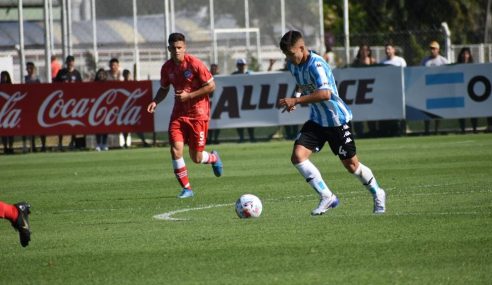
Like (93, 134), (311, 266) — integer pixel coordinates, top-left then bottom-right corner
(1, 134), (491, 284)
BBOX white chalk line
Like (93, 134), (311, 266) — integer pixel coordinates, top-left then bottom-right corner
(153, 203), (233, 221)
(153, 189), (492, 221)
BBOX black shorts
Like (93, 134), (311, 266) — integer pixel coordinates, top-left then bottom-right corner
(295, 120), (357, 160)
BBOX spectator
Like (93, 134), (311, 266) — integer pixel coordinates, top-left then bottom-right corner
(94, 68), (109, 151)
(207, 63), (221, 145)
(23, 62), (46, 152)
(379, 42), (407, 137)
(121, 69), (150, 148)
(232, 58), (256, 143)
(51, 55), (61, 81)
(381, 43), (407, 67)
(351, 44), (377, 138)
(54, 55), (83, 150)
(421, 41), (449, 135)
(1, 71), (14, 154)
(456, 47), (478, 133)
(107, 57), (122, 81)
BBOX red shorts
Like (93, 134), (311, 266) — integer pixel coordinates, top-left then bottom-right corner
(169, 117), (209, 151)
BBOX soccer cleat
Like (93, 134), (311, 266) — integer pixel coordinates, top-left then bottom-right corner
(211, 150), (223, 177)
(11, 202), (31, 247)
(311, 195), (339, 216)
(178, 188), (194, 199)
(373, 188), (386, 214)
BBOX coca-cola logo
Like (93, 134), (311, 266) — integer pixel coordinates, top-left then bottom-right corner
(0, 91), (26, 129)
(38, 88), (147, 127)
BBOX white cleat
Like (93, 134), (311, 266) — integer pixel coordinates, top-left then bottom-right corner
(311, 195), (339, 216)
(373, 188), (386, 214)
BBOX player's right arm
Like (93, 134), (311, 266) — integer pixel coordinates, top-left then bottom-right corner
(147, 86), (170, 113)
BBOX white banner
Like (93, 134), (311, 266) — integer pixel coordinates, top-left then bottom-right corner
(152, 68), (406, 132)
(333, 66), (405, 121)
(404, 63), (492, 120)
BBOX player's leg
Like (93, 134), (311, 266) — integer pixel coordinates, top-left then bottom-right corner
(329, 123), (385, 214)
(187, 119), (223, 177)
(341, 155), (386, 214)
(169, 119), (193, 198)
(0, 200), (31, 247)
(293, 121), (338, 215)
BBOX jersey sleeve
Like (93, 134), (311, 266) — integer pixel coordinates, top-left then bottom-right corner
(193, 59), (213, 86)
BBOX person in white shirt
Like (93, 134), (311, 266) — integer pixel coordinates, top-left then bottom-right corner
(381, 43), (407, 67)
(421, 41), (449, 135)
(421, 41), (448, 67)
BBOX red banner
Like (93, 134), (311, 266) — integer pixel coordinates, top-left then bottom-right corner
(0, 81), (154, 136)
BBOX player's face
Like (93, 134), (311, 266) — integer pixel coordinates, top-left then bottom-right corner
(282, 40), (306, 65)
(168, 41), (186, 63)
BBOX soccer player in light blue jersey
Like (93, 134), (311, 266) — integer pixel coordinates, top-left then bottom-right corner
(278, 30), (386, 215)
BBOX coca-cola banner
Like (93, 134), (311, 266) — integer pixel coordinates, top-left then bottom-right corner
(0, 81), (154, 136)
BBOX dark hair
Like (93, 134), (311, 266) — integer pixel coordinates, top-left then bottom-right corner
(66, 55), (75, 63)
(457, 47), (474, 63)
(279, 30), (303, 52)
(168, 33), (186, 45)
(1, 71), (12, 84)
(26, 62), (35, 68)
(109, 58), (119, 65)
(95, 68), (107, 82)
(123, 69), (130, 76)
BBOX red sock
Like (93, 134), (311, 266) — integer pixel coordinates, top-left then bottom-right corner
(174, 166), (191, 189)
(0, 201), (19, 222)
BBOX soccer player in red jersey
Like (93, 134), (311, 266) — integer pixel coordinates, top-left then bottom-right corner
(0, 200), (31, 247)
(147, 33), (223, 198)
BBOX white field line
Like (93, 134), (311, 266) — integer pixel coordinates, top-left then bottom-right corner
(153, 203), (233, 221)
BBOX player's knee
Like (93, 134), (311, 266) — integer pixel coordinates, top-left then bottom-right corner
(344, 163), (357, 173)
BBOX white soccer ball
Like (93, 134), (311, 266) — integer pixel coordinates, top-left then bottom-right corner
(235, 194), (263, 218)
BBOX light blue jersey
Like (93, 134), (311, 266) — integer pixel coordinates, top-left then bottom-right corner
(287, 51), (352, 127)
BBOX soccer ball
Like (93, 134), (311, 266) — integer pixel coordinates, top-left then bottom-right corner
(235, 194), (263, 218)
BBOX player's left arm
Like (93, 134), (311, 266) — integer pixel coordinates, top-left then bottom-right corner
(175, 61), (216, 102)
(176, 80), (215, 102)
(279, 61), (332, 109)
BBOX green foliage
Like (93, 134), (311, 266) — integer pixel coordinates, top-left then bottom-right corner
(0, 134), (491, 284)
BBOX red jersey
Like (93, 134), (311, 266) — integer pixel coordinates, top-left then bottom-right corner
(160, 54), (213, 120)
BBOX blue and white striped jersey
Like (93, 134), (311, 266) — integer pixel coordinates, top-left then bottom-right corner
(287, 51), (352, 127)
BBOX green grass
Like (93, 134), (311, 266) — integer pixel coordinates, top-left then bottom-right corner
(1, 134), (491, 284)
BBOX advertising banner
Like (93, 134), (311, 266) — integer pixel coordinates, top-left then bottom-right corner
(153, 68), (406, 132)
(0, 81), (154, 136)
(404, 63), (492, 120)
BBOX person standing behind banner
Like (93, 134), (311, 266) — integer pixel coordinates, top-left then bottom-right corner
(379, 42), (407, 137)
(351, 44), (377, 138)
(1, 71), (15, 154)
(121, 69), (150, 148)
(207, 63), (221, 145)
(232, 58), (256, 143)
(94, 68), (109, 151)
(456, 47), (478, 133)
(278, 30), (385, 215)
(147, 32), (223, 199)
(54, 55), (83, 151)
(421, 41), (449, 135)
(23, 62), (47, 152)
(51, 55), (61, 81)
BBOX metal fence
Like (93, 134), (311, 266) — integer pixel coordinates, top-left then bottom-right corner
(0, 0), (324, 83)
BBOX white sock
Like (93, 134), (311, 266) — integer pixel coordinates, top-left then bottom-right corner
(172, 157), (186, 169)
(295, 160), (333, 198)
(353, 163), (379, 195)
(200, 151), (210, 164)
